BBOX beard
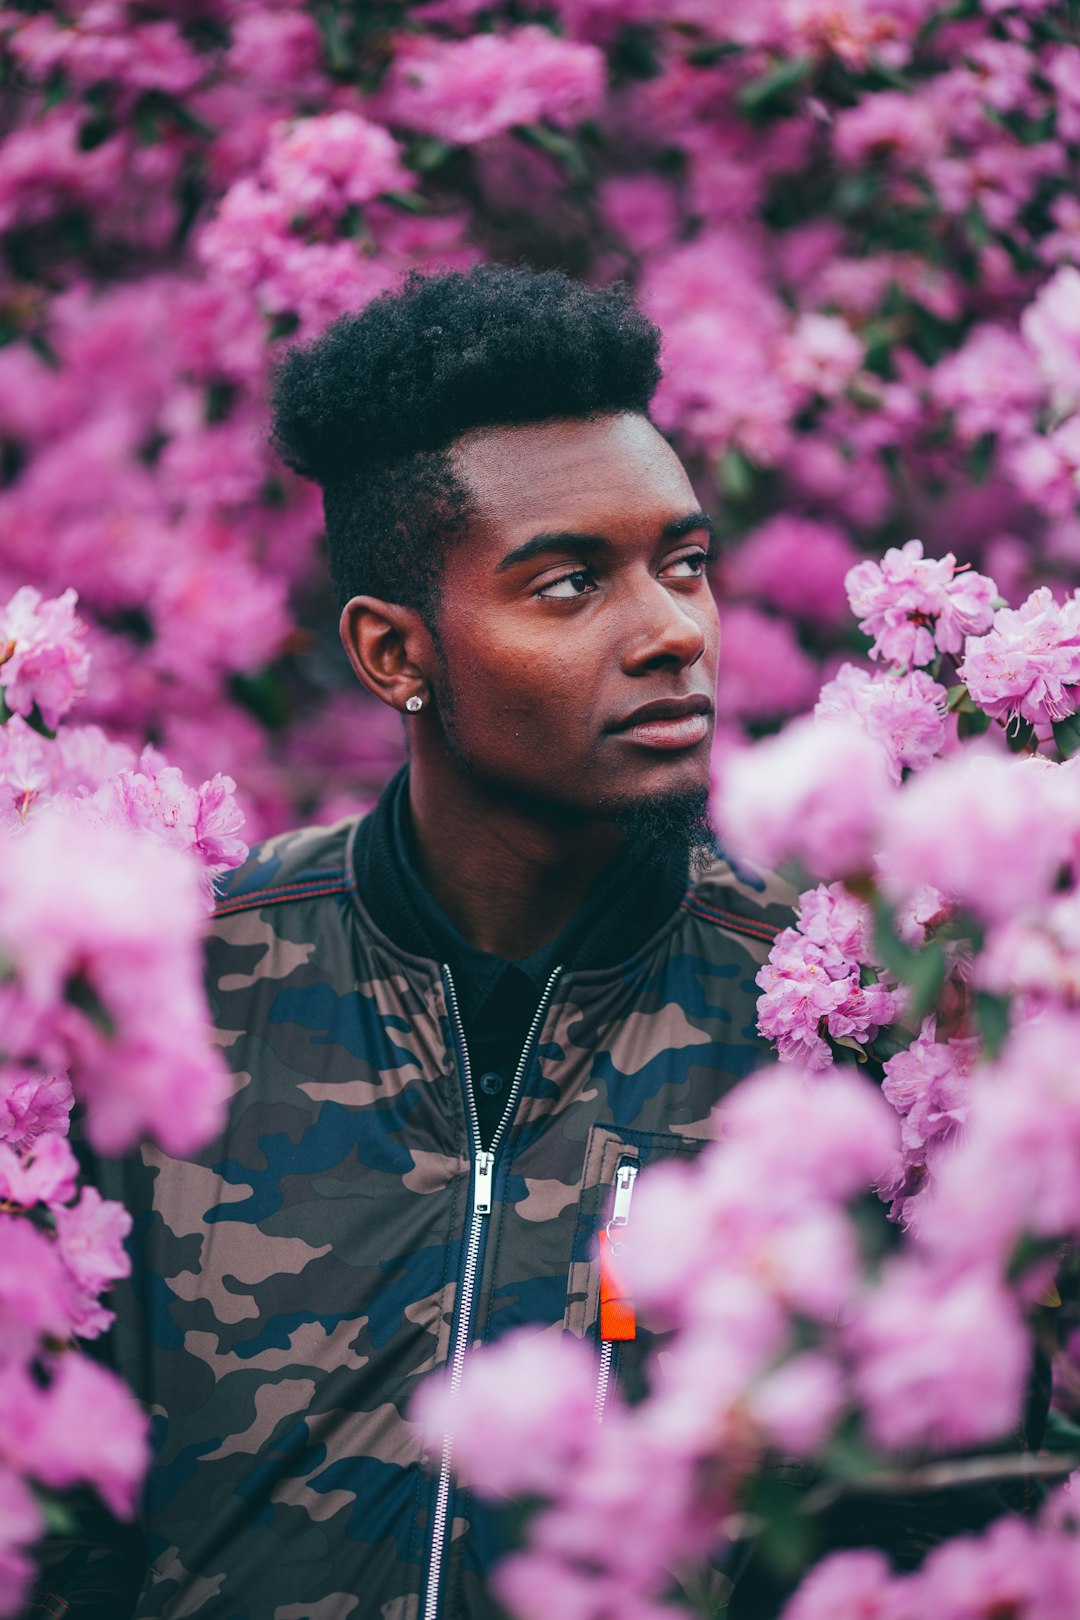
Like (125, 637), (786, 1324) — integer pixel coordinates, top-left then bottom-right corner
(611, 784), (716, 871)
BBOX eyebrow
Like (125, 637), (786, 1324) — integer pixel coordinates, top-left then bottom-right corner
(494, 510), (714, 573)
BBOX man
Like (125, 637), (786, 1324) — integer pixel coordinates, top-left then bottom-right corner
(27, 266), (789, 1620)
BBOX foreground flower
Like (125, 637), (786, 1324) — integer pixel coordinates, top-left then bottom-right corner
(879, 751), (1079, 924)
(0, 811), (231, 1154)
(713, 717), (890, 879)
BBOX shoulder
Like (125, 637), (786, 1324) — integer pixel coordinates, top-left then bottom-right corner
(680, 847), (797, 947)
(211, 817), (361, 921)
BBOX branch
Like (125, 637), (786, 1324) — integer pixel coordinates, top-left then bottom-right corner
(803, 1450), (1080, 1514)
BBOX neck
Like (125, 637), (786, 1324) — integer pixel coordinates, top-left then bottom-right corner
(408, 753), (625, 961)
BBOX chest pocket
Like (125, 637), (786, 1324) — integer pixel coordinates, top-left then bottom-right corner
(564, 1123), (702, 1410)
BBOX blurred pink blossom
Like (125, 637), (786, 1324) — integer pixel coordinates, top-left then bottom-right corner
(879, 752), (1078, 924)
(0, 812), (231, 1155)
(715, 603), (819, 723)
(850, 1259), (1028, 1451)
(415, 1330), (599, 1500)
(0, 587), (90, 731)
(726, 515), (860, 626)
(1021, 265), (1080, 416)
(713, 717), (891, 879)
(377, 28), (605, 146)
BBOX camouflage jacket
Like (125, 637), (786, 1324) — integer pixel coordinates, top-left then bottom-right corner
(29, 816), (789, 1620)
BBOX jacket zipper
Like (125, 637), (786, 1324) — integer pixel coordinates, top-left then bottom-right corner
(422, 963), (563, 1620)
(594, 1158), (639, 1424)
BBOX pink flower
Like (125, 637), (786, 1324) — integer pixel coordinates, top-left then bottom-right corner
(0, 811), (231, 1155)
(833, 88), (943, 167)
(713, 717), (891, 881)
(0, 1132), (78, 1210)
(54, 1185), (131, 1298)
(926, 1012), (1080, 1273)
(726, 515), (860, 627)
(850, 1259), (1028, 1451)
(377, 28), (605, 146)
(715, 604), (820, 723)
(781, 1549), (904, 1620)
(930, 323), (1043, 445)
(0, 586), (90, 730)
(1021, 266), (1080, 416)
(0, 1066), (72, 1151)
(911, 1515), (1042, 1619)
(30, 1352), (149, 1518)
(845, 540), (998, 667)
(815, 664), (948, 782)
(0, 718), (51, 826)
(780, 313), (865, 400)
(0, 1467), (42, 1619)
(81, 746), (247, 905)
(959, 587), (1080, 726)
(748, 1351), (846, 1456)
(261, 112), (412, 220)
(757, 925), (899, 1070)
(644, 233), (798, 465)
(0, 1217), (75, 1359)
(414, 1330), (599, 1500)
(879, 753), (1078, 924)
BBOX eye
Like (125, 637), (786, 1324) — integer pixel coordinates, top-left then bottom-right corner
(535, 568), (596, 601)
(662, 549), (711, 579)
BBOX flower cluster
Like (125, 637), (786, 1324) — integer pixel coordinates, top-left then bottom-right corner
(0, 586), (245, 1610)
(434, 543), (1080, 1619)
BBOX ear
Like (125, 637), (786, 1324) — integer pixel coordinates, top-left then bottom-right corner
(339, 596), (434, 713)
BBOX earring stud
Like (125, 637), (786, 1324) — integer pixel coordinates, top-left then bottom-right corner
(405, 695), (424, 713)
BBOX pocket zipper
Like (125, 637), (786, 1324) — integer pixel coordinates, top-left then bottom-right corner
(594, 1158), (639, 1423)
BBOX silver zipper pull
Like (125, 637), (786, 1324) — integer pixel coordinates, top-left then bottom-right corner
(473, 1150), (495, 1216)
(609, 1161), (638, 1229)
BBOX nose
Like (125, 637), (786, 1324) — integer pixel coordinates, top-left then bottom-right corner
(620, 575), (712, 675)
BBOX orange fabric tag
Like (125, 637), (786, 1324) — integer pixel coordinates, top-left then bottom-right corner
(599, 1229), (636, 1342)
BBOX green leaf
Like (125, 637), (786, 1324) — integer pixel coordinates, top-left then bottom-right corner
(718, 446), (755, 502)
(24, 702), (56, 740)
(408, 137), (454, 173)
(907, 940), (947, 1022)
(746, 1471), (817, 1582)
(737, 54), (811, 115)
(0, 688), (11, 726)
(1005, 714), (1036, 753)
(381, 189), (431, 215)
(832, 1034), (869, 1062)
(973, 990), (1010, 1059)
(869, 1025), (915, 1063)
(1053, 713), (1080, 759)
(958, 707), (992, 739)
(946, 682), (975, 713)
(32, 1488), (76, 1538)
(514, 123), (589, 182)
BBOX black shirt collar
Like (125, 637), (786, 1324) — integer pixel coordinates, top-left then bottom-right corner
(354, 767), (688, 1021)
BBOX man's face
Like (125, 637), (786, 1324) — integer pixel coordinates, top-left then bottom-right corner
(429, 412), (719, 824)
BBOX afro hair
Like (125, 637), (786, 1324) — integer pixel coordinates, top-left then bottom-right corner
(270, 264), (662, 623)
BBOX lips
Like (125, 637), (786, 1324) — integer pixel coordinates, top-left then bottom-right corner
(608, 694), (714, 751)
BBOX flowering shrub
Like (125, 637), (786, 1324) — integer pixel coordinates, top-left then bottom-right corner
(5, 0), (1080, 829)
(419, 547), (1080, 1617)
(0, 586), (244, 1611)
(6, 0), (1080, 1614)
